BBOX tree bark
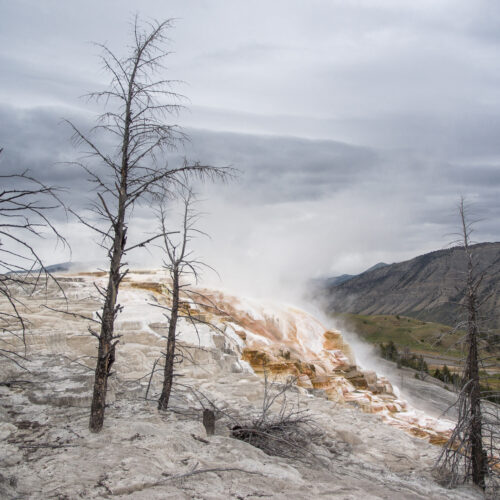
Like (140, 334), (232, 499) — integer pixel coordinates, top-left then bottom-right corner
(465, 262), (485, 488)
(88, 90), (130, 432)
(81, 18), (225, 432)
(88, 223), (125, 431)
(158, 265), (179, 410)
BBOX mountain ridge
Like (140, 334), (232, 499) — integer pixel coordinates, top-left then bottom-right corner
(317, 242), (500, 329)
(314, 262), (390, 287)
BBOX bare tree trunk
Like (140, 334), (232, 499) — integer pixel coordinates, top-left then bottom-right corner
(72, 18), (228, 432)
(435, 199), (491, 490)
(465, 329), (485, 489)
(89, 135), (128, 432)
(462, 215), (486, 489)
(158, 265), (179, 410)
(89, 237), (124, 430)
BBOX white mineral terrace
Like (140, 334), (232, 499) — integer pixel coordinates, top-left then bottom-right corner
(0, 269), (483, 499)
(26, 269), (455, 442)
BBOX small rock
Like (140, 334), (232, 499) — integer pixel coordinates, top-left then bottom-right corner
(0, 422), (17, 440)
(0, 444), (22, 466)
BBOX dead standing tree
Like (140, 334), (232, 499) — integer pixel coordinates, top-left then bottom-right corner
(436, 199), (499, 492)
(150, 186), (234, 412)
(0, 149), (67, 367)
(156, 188), (200, 411)
(155, 187), (225, 411)
(68, 19), (226, 432)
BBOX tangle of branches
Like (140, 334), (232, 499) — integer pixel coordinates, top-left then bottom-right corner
(0, 148), (67, 367)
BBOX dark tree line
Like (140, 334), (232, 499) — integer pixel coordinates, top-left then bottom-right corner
(432, 365), (461, 387)
(379, 340), (429, 375)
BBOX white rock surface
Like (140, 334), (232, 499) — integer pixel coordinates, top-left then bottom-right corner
(0, 271), (485, 499)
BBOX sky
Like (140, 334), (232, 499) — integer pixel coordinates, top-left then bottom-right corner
(1, 0), (500, 298)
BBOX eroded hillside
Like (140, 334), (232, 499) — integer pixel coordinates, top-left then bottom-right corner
(318, 242), (500, 328)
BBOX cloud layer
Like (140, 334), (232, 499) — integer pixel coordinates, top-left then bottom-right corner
(1, 1), (499, 298)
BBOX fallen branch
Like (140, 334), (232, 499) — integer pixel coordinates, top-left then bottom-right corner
(191, 433), (209, 444)
(19, 443), (77, 449)
(161, 466), (263, 482)
(0, 379), (32, 387)
(108, 466), (264, 496)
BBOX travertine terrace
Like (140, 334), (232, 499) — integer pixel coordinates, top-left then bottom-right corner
(0, 270), (482, 499)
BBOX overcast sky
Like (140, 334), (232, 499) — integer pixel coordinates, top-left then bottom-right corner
(1, 0), (499, 298)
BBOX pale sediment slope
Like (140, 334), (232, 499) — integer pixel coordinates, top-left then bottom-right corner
(0, 271), (482, 499)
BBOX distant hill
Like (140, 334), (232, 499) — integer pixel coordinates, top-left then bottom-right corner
(44, 262), (75, 273)
(315, 262), (389, 287)
(317, 243), (500, 329)
(30, 261), (103, 274)
(363, 262), (390, 273)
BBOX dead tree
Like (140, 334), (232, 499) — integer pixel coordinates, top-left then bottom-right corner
(0, 148), (67, 367)
(213, 372), (326, 465)
(436, 199), (499, 492)
(147, 185), (238, 412)
(67, 18), (226, 432)
(156, 188), (208, 411)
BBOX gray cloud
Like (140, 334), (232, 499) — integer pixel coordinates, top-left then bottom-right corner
(184, 129), (381, 203)
(1, 1), (500, 297)
(3, 103), (498, 298)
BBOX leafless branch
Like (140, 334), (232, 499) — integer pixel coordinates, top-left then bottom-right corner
(66, 17), (230, 432)
(0, 150), (68, 366)
(435, 198), (499, 494)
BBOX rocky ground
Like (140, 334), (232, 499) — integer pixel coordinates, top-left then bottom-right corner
(0, 272), (487, 499)
(371, 358), (459, 421)
(0, 355), (482, 499)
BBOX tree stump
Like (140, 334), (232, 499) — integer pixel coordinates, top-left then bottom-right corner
(202, 409), (215, 436)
